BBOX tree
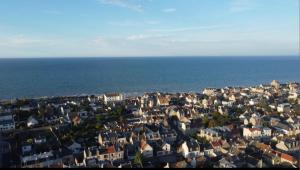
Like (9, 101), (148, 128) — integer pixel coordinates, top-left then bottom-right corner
(294, 104), (300, 116)
(202, 116), (209, 128)
(134, 151), (143, 168)
(208, 120), (217, 128)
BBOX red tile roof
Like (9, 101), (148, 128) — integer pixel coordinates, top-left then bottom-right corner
(249, 128), (261, 132)
(107, 145), (116, 154)
(211, 140), (222, 148)
(281, 153), (297, 163)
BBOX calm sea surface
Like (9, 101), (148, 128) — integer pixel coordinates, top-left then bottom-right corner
(0, 56), (299, 99)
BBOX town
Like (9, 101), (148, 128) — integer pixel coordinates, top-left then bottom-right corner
(0, 80), (299, 168)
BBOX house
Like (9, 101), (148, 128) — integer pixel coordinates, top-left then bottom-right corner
(262, 127), (272, 137)
(159, 127), (177, 144)
(185, 95), (198, 104)
(84, 145), (124, 163)
(67, 141), (82, 153)
(276, 138), (299, 153)
(140, 139), (153, 158)
(0, 112), (15, 132)
(203, 88), (217, 96)
(78, 111), (89, 119)
(132, 107), (143, 117)
(243, 128), (262, 139)
(27, 116), (39, 127)
(178, 139), (201, 159)
(0, 112), (14, 121)
(271, 80), (281, 89)
(44, 113), (62, 124)
(211, 139), (230, 153)
(218, 158), (237, 168)
(156, 142), (172, 156)
(218, 106), (228, 115)
(198, 128), (221, 142)
(72, 116), (81, 126)
(156, 96), (170, 106)
(74, 152), (85, 167)
(249, 99), (259, 106)
(288, 92), (298, 100)
(229, 93), (241, 102)
(145, 125), (161, 142)
(249, 114), (262, 126)
(21, 150), (62, 168)
(277, 103), (290, 113)
(289, 82), (299, 92)
(280, 153), (298, 165)
(103, 93), (124, 104)
(98, 132), (128, 146)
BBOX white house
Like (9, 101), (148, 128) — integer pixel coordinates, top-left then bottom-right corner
(271, 80), (281, 89)
(262, 127), (272, 137)
(249, 99), (258, 106)
(0, 112), (13, 121)
(140, 141), (153, 158)
(288, 92), (299, 100)
(178, 139), (201, 159)
(0, 120), (15, 132)
(203, 88), (217, 96)
(277, 103), (291, 113)
(103, 93), (124, 104)
(27, 116), (39, 127)
(243, 128), (262, 139)
(157, 142), (172, 156)
(0, 112), (15, 132)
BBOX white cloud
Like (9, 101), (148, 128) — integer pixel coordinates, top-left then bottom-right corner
(126, 34), (166, 41)
(0, 35), (45, 46)
(92, 37), (110, 47)
(98, 0), (144, 12)
(127, 34), (149, 41)
(162, 8), (176, 13)
(108, 20), (160, 27)
(145, 20), (160, 25)
(229, 0), (254, 12)
(148, 25), (231, 33)
(42, 10), (62, 15)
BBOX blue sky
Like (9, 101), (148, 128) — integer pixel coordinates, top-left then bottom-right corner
(0, 0), (298, 58)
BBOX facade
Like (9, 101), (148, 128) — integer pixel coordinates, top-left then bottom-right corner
(103, 93), (124, 103)
(0, 112), (15, 132)
(277, 103), (291, 113)
(243, 128), (262, 139)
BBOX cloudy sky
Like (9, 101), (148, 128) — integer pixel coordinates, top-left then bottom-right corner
(0, 0), (298, 58)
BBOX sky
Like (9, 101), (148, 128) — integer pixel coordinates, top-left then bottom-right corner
(0, 0), (299, 58)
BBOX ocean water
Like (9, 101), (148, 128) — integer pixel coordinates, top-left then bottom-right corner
(0, 56), (299, 99)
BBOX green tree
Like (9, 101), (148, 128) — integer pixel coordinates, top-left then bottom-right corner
(208, 120), (217, 128)
(134, 151), (144, 168)
(294, 104), (300, 116)
(202, 116), (209, 128)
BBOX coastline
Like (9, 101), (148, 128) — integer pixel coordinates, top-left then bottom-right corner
(1, 80), (298, 102)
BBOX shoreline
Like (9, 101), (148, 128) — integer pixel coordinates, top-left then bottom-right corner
(1, 80), (298, 102)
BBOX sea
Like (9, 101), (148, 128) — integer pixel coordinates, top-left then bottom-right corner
(0, 56), (299, 100)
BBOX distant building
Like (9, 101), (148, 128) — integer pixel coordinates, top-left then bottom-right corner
(103, 93), (124, 104)
(0, 112), (15, 132)
(27, 116), (39, 127)
(277, 103), (290, 113)
(271, 80), (281, 89)
(243, 127), (262, 139)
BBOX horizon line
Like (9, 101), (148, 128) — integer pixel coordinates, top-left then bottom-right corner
(0, 55), (299, 59)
